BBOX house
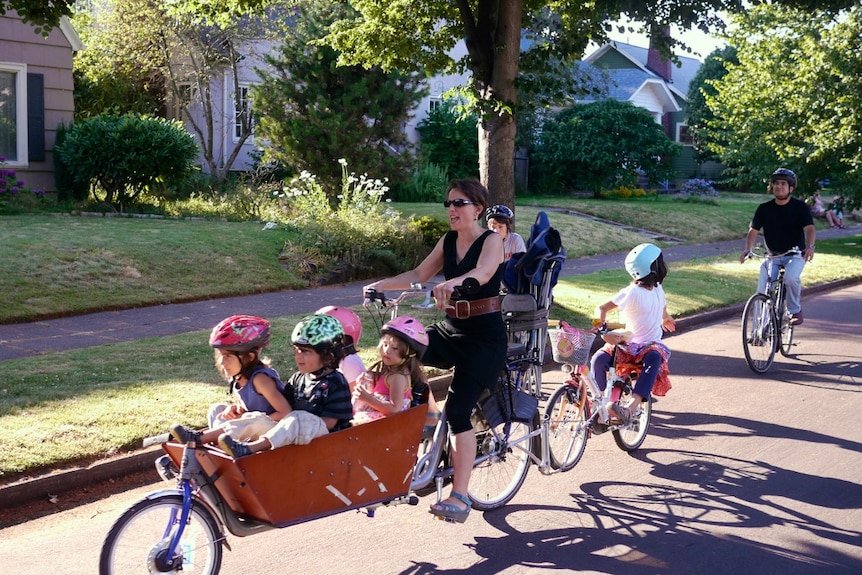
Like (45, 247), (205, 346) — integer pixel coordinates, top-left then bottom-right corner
(0, 10), (83, 192)
(581, 40), (723, 185)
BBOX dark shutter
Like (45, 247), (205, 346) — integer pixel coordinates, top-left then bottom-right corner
(27, 73), (45, 162)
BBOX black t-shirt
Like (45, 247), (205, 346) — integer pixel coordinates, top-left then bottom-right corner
(750, 197), (813, 254)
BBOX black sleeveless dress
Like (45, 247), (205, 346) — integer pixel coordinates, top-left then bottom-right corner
(421, 230), (507, 434)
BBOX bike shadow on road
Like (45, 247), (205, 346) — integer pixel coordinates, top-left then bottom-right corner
(394, 447), (862, 575)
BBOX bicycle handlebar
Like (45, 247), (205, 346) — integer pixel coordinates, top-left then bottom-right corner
(744, 246), (802, 261)
(363, 278), (479, 309)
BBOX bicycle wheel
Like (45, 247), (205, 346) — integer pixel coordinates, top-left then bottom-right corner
(741, 293), (776, 374)
(612, 394), (651, 452)
(468, 411), (535, 511)
(776, 283), (795, 356)
(100, 493), (223, 575)
(544, 384), (588, 471)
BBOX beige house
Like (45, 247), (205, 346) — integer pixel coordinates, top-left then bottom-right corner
(0, 10), (83, 192)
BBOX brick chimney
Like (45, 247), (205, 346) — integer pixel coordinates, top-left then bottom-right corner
(646, 26), (672, 82)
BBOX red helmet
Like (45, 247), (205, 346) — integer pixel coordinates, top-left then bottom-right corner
(209, 315), (271, 352)
(315, 305), (362, 343)
(381, 316), (429, 359)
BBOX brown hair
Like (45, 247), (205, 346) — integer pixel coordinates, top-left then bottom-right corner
(448, 178), (489, 211)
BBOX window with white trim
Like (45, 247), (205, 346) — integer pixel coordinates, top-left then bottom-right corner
(676, 122), (693, 146)
(233, 84), (252, 142)
(429, 97), (443, 111)
(0, 64), (28, 165)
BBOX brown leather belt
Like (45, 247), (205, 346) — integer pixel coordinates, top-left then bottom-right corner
(445, 296), (501, 320)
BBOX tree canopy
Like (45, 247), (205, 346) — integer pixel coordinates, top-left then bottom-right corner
(704, 4), (862, 205)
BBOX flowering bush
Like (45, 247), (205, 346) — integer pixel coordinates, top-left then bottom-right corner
(680, 178), (719, 197)
(601, 185), (652, 199)
(0, 156), (46, 213)
(272, 159), (425, 284)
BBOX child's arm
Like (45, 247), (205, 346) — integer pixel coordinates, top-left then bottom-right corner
(253, 373), (293, 421)
(353, 373), (409, 415)
(595, 300), (618, 324)
(661, 306), (676, 333)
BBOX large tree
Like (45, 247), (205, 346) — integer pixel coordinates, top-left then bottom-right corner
(704, 4), (862, 204)
(253, 2), (425, 191)
(685, 44), (737, 165)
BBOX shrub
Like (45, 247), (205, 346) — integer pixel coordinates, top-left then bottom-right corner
(273, 159), (426, 284)
(393, 162), (449, 202)
(680, 178), (719, 197)
(415, 102), (479, 180)
(0, 157), (49, 214)
(56, 113), (199, 211)
(601, 185), (652, 199)
(410, 215), (451, 247)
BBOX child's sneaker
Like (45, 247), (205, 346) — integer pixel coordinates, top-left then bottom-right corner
(170, 424), (202, 444)
(218, 434), (252, 459)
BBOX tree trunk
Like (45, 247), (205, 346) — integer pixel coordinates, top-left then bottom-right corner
(472, 0), (521, 210)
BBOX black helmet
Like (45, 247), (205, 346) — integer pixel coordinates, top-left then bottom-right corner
(771, 168), (797, 188)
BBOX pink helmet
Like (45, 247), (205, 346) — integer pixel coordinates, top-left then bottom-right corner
(381, 316), (429, 359)
(209, 315), (271, 352)
(315, 305), (362, 343)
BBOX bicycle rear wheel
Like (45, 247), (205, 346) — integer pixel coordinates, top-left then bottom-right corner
(777, 283), (795, 356)
(100, 493), (223, 575)
(544, 384), (588, 471)
(612, 394), (651, 452)
(468, 411), (535, 511)
(741, 293), (776, 373)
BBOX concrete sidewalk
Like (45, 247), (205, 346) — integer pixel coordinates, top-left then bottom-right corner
(0, 226), (858, 512)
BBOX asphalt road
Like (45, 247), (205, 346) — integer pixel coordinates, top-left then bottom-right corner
(1, 284), (860, 575)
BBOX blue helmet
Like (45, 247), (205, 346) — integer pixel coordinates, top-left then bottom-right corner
(625, 243), (662, 280)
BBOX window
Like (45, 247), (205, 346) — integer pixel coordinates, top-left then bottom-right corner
(429, 97), (442, 111)
(233, 84), (252, 142)
(0, 64), (28, 165)
(677, 123), (693, 146)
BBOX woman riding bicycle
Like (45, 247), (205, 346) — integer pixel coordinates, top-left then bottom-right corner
(363, 179), (506, 523)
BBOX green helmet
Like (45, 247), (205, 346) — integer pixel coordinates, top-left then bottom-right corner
(291, 314), (345, 352)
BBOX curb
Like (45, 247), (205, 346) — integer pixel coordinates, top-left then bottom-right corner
(2, 277), (860, 512)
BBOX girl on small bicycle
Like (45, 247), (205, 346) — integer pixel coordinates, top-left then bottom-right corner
(591, 243), (675, 424)
(363, 179), (506, 523)
(353, 316), (432, 425)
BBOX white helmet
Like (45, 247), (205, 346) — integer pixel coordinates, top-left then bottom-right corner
(625, 243), (662, 280)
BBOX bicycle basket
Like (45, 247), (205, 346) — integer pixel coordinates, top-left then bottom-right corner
(548, 327), (596, 365)
(479, 385), (539, 428)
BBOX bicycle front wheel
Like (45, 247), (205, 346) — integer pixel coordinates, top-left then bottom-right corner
(100, 493), (223, 575)
(544, 384), (588, 471)
(777, 284), (795, 356)
(612, 394), (651, 452)
(468, 412), (535, 511)
(741, 293), (776, 373)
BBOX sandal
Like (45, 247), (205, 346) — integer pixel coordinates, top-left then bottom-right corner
(608, 403), (633, 426)
(429, 492), (472, 523)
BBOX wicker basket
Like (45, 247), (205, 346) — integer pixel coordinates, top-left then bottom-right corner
(548, 327), (596, 365)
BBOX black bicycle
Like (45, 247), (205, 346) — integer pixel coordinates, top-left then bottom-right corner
(741, 247), (800, 373)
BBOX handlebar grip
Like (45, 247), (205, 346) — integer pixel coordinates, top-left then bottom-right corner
(451, 277), (480, 300)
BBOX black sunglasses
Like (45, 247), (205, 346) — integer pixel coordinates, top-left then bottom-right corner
(443, 199), (477, 208)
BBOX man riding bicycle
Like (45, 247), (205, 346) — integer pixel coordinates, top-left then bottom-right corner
(739, 168), (816, 325)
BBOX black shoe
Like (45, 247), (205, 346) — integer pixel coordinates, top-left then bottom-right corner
(791, 311), (803, 325)
(170, 424), (201, 444)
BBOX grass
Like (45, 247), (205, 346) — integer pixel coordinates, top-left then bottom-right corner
(0, 198), (859, 482)
(0, 215), (305, 323)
